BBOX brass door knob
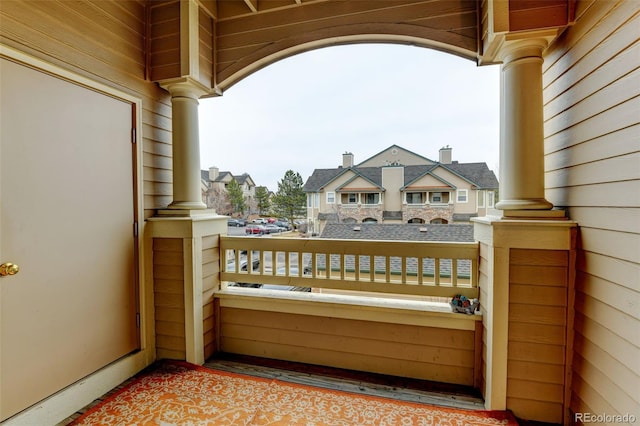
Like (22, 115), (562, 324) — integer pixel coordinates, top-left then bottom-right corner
(0, 262), (19, 276)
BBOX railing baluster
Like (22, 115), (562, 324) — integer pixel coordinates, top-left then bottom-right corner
(312, 253), (317, 278)
(401, 257), (407, 284)
(285, 251), (290, 276)
(385, 256), (390, 283)
(369, 255), (374, 282)
(218, 237), (479, 299)
(325, 252), (331, 279)
(452, 258), (458, 287)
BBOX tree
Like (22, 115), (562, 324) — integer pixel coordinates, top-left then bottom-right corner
(271, 170), (306, 223)
(226, 179), (247, 215)
(254, 186), (271, 216)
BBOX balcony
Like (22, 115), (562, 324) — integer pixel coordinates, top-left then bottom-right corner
(214, 235), (484, 390)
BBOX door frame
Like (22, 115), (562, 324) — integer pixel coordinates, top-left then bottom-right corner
(0, 44), (155, 425)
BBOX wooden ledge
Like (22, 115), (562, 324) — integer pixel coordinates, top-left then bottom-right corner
(215, 289), (481, 331)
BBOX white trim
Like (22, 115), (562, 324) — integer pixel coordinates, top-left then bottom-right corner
(457, 189), (468, 203)
(326, 191), (335, 204)
(477, 190), (486, 208)
(2, 352), (153, 426)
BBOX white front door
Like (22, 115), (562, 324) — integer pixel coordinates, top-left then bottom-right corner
(0, 57), (139, 421)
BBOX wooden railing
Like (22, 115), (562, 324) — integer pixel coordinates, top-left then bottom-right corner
(220, 236), (479, 298)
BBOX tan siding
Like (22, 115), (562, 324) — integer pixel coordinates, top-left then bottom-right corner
(154, 238), (185, 360)
(0, 0), (175, 217)
(148, 1), (181, 82)
(478, 242), (491, 399)
(543, 0), (640, 418)
(219, 307), (478, 386)
(507, 249), (570, 423)
(202, 235), (220, 359)
(215, 0), (477, 88)
(198, 7), (214, 89)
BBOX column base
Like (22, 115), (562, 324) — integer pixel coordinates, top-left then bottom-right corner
(495, 198), (553, 210)
(502, 209), (567, 220)
(167, 201), (208, 210)
(156, 208), (218, 218)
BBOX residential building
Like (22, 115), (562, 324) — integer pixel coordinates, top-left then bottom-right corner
(303, 146), (499, 233)
(1, 1), (637, 425)
(201, 166), (256, 213)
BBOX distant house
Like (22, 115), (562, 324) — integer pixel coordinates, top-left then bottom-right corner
(201, 166), (256, 213)
(303, 145), (498, 234)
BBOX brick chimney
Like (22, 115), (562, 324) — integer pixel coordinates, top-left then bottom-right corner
(342, 152), (354, 168)
(439, 146), (452, 164)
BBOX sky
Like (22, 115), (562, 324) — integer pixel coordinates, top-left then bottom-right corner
(199, 44), (501, 192)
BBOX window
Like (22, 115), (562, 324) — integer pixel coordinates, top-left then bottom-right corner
(342, 193), (358, 204)
(406, 192), (423, 204)
(326, 192), (335, 204)
(477, 190), (485, 208)
(487, 190), (495, 208)
(431, 192), (442, 203)
(363, 193), (379, 204)
(457, 189), (468, 203)
(307, 193), (319, 208)
(430, 218), (448, 224)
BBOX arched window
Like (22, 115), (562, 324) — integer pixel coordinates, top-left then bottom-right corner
(408, 218), (425, 224)
(362, 218), (378, 223)
(430, 218), (448, 224)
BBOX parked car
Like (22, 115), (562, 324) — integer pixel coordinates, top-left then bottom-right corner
(226, 258), (261, 288)
(273, 221), (291, 231)
(227, 218), (244, 227)
(245, 224), (267, 235)
(264, 224), (282, 234)
(252, 218), (267, 224)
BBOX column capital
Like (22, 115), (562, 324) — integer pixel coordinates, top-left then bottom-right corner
(498, 37), (549, 63)
(159, 76), (211, 99)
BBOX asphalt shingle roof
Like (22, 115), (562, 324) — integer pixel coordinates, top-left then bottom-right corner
(303, 163), (498, 192)
(320, 223), (474, 242)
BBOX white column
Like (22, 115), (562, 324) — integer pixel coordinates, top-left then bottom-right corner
(162, 80), (207, 210)
(496, 39), (553, 211)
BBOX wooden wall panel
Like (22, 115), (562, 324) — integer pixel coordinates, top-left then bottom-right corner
(198, 7), (215, 89)
(202, 235), (220, 359)
(507, 249), (570, 423)
(542, 0), (640, 419)
(214, 0), (478, 89)
(153, 238), (186, 360)
(0, 0), (175, 217)
(219, 307), (478, 386)
(509, 0), (570, 31)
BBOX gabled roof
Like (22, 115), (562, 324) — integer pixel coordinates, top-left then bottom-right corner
(401, 167), (458, 191)
(336, 171), (384, 192)
(201, 170), (256, 187)
(303, 162), (498, 192)
(356, 144), (435, 167)
(302, 168), (347, 192)
(444, 162), (498, 189)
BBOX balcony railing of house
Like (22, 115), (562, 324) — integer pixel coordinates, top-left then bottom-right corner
(220, 236), (479, 299)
